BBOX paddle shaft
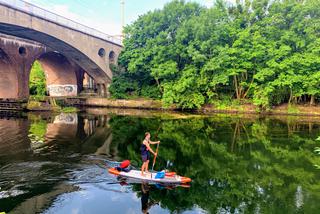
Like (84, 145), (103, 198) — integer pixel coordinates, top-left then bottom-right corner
(151, 142), (159, 171)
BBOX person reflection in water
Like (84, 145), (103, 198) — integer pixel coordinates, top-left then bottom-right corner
(141, 182), (158, 214)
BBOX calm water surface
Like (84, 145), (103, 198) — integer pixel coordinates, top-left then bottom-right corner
(0, 109), (320, 214)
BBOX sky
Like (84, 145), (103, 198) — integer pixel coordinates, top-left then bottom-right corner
(23, 0), (234, 37)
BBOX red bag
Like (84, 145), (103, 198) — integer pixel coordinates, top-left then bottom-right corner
(120, 160), (130, 168)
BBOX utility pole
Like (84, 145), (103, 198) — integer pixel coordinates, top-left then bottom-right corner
(120, 0), (125, 39)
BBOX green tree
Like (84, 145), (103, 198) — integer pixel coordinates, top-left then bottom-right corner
(112, 0), (320, 109)
(29, 61), (46, 96)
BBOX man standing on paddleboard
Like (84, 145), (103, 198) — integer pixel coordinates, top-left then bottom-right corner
(141, 132), (160, 176)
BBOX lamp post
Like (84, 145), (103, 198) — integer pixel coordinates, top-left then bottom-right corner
(120, 0), (125, 39)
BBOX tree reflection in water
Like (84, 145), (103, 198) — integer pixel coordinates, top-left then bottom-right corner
(109, 114), (320, 213)
(0, 112), (320, 213)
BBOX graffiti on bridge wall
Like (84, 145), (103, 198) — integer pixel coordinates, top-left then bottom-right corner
(47, 84), (77, 96)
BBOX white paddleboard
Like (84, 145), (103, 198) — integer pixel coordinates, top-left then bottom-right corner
(108, 168), (191, 184)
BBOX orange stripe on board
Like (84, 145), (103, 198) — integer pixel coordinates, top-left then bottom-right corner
(108, 168), (120, 175)
(165, 172), (176, 177)
(180, 177), (192, 183)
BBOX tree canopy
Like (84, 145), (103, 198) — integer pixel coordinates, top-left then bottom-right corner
(110, 0), (320, 109)
(29, 60), (46, 96)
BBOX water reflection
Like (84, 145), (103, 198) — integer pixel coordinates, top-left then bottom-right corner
(0, 116), (31, 157)
(0, 111), (319, 213)
(46, 113), (78, 142)
(141, 182), (159, 214)
(28, 113), (115, 157)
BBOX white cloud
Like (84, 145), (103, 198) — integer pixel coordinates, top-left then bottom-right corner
(203, 0), (214, 8)
(23, 0), (240, 37)
(203, 0), (237, 7)
(225, 0), (238, 5)
(51, 4), (80, 21)
(24, 0), (121, 36)
(51, 4), (121, 36)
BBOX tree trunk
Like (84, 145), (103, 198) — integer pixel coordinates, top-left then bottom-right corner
(233, 75), (240, 99)
(310, 95), (315, 106)
(155, 78), (163, 95)
(309, 122), (313, 133)
(243, 71), (255, 99)
(288, 88), (293, 104)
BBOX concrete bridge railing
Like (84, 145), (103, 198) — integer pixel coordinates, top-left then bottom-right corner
(0, 0), (122, 45)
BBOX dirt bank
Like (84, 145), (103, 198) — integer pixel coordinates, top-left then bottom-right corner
(66, 98), (320, 117)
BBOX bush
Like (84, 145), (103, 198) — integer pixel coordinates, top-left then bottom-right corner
(140, 85), (161, 99)
(29, 61), (46, 96)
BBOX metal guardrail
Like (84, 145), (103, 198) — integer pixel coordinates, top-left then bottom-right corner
(0, 0), (122, 45)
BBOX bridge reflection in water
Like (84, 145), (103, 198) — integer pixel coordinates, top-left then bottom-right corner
(0, 117), (30, 156)
(27, 112), (115, 157)
(0, 112), (116, 213)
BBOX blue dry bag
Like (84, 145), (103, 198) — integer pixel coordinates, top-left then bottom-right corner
(155, 171), (165, 179)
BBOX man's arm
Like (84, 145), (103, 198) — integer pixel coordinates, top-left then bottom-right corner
(149, 140), (160, 145)
(145, 143), (157, 156)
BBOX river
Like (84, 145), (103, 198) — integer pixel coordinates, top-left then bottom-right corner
(0, 109), (319, 214)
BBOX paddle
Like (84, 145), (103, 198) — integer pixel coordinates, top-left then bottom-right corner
(151, 125), (161, 170)
(152, 141), (159, 172)
(151, 141), (159, 179)
(150, 126), (161, 178)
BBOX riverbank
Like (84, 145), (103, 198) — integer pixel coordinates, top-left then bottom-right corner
(6, 97), (320, 117)
(65, 97), (320, 117)
(26, 98), (79, 113)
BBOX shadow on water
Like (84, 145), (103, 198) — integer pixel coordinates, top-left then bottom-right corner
(0, 109), (320, 213)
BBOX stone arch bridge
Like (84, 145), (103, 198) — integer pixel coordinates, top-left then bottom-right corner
(0, 0), (122, 99)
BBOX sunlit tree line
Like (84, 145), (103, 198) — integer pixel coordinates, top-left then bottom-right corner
(110, 0), (320, 110)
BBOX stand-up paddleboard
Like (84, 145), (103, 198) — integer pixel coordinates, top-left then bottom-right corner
(109, 168), (191, 184)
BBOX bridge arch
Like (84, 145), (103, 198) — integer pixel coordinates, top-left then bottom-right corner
(36, 52), (81, 96)
(0, 1), (122, 85)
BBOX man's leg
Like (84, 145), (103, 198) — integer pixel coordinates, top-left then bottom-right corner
(141, 162), (146, 175)
(146, 160), (150, 173)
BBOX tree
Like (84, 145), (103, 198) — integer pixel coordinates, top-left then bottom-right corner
(112, 0), (320, 109)
(29, 61), (46, 96)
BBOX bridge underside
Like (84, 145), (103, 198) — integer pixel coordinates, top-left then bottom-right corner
(0, 2), (122, 100)
(0, 34), (108, 99)
(38, 52), (84, 97)
(0, 23), (111, 84)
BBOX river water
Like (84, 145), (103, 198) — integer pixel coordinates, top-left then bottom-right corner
(0, 109), (319, 214)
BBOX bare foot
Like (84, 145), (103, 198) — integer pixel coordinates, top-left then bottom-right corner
(141, 172), (146, 177)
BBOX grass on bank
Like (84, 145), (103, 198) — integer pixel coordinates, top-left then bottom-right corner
(60, 106), (79, 113)
(27, 96), (79, 113)
(287, 104), (301, 114)
(209, 98), (249, 112)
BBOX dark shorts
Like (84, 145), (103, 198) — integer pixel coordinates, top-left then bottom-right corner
(141, 152), (150, 162)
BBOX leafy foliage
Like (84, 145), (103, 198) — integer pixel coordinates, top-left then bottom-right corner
(112, 0), (320, 109)
(29, 61), (46, 96)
